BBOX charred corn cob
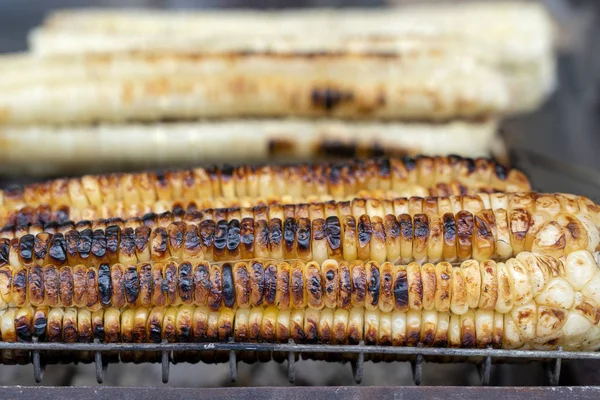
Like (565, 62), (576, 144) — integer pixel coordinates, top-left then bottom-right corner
(0, 251), (597, 322)
(1, 193), (598, 267)
(2, 252), (600, 352)
(0, 156), (530, 227)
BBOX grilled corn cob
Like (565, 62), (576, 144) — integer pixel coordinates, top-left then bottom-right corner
(0, 156), (530, 227)
(0, 251), (597, 321)
(3, 250), (600, 351)
(29, 2), (555, 114)
(1, 193), (598, 267)
(0, 119), (502, 178)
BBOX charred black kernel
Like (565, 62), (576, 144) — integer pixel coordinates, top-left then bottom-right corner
(208, 266), (222, 311)
(377, 158), (391, 178)
(326, 270), (335, 281)
(16, 209), (34, 227)
(178, 262), (193, 303)
(227, 219), (241, 252)
(328, 164), (343, 186)
(368, 265), (381, 307)
(318, 140), (358, 158)
(75, 220), (92, 229)
(240, 218), (255, 252)
(135, 226), (151, 252)
(311, 87), (353, 110)
(91, 229), (107, 258)
(325, 216), (341, 250)
(313, 219), (326, 241)
(152, 227), (168, 258)
(98, 263), (112, 307)
(48, 233), (66, 264)
(402, 156), (416, 171)
(297, 218), (311, 252)
(19, 234), (34, 263)
(93, 322), (105, 342)
(394, 270), (409, 310)
(220, 164), (234, 181)
(475, 215), (492, 238)
(259, 264), (276, 306)
(15, 316), (32, 342)
(33, 314), (47, 338)
(120, 227), (135, 258)
(194, 263), (211, 299)
(284, 217), (297, 252)
(142, 212), (157, 227)
(268, 219), (283, 248)
(172, 206), (185, 219)
(124, 265), (139, 305)
(385, 215), (401, 238)
(309, 275), (322, 297)
(222, 263), (235, 308)
(214, 220), (228, 255)
(59, 267), (73, 306)
(13, 269), (27, 303)
(0, 239), (9, 266)
(465, 157), (476, 173)
(414, 214), (430, 240)
(457, 211), (474, 245)
(105, 225), (120, 256)
(443, 213), (456, 241)
(149, 320), (162, 343)
(252, 261), (265, 306)
(168, 222), (185, 250)
(358, 215), (372, 248)
(184, 226), (201, 256)
(199, 220), (215, 249)
(34, 233), (51, 261)
(43, 221), (59, 232)
(138, 263), (152, 306)
(495, 163), (508, 180)
(79, 228), (93, 260)
(165, 263), (178, 305)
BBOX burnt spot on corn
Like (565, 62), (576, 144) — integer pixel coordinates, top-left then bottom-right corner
(251, 261), (265, 306)
(222, 263), (235, 308)
(268, 219), (283, 251)
(33, 312), (47, 339)
(457, 211), (474, 245)
(234, 263), (250, 306)
(178, 262), (193, 304)
(297, 218), (311, 253)
(78, 229), (93, 261)
(394, 269), (409, 311)
(352, 264), (367, 303)
(120, 227), (136, 260)
(151, 227), (169, 259)
(214, 220), (228, 257)
(28, 265), (44, 305)
(495, 163), (508, 180)
(184, 225), (202, 257)
(367, 263), (380, 306)
(384, 215), (401, 239)
(59, 266), (74, 307)
(67, 231), (82, 262)
(0, 239), (9, 266)
(325, 216), (342, 252)
(134, 226), (151, 255)
(339, 263), (352, 309)
(43, 265), (59, 306)
(268, 138), (296, 156)
(264, 263), (277, 305)
(358, 215), (372, 248)
(142, 212), (157, 227)
(208, 265), (223, 311)
(414, 214), (430, 240)
(19, 234), (34, 264)
(165, 262), (178, 305)
(124, 265), (139, 305)
(284, 217), (297, 253)
(167, 222), (185, 251)
(316, 140), (359, 158)
(105, 225), (120, 257)
(402, 156), (417, 172)
(13, 268), (27, 306)
(443, 213), (457, 242)
(86, 268), (100, 308)
(48, 233), (67, 265)
(475, 215), (493, 241)
(241, 218), (255, 253)
(227, 219), (241, 253)
(91, 229), (107, 259)
(399, 214), (413, 241)
(193, 263), (210, 304)
(98, 263), (112, 307)
(34, 232), (51, 262)
(311, 87), (354, 111)
(138, 263), (153, 306)
(15, 314), (32, 342)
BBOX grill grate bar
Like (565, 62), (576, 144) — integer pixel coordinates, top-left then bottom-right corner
(2, 340), (592, 385)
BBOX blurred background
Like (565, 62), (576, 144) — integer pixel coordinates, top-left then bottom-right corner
(0, 0), (599, 389)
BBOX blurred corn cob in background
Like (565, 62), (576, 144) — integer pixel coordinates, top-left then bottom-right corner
(0, 1), (555, 177)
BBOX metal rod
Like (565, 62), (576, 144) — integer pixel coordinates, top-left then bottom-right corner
(351, 342), (365, 384)
(287, 340), (296, 384)
(161, 340), (170, 384)
(229, 350), (238, 383)
(0, 342), (595, 360)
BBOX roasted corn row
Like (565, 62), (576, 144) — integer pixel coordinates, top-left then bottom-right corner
(0, 156), (531, 227)
(3, 249), (600, 351)
(0, 250), (598, 319)
(1, 193), (598, 267)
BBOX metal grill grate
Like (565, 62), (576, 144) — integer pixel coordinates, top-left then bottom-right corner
(1, 340), (599, 386)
